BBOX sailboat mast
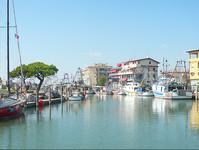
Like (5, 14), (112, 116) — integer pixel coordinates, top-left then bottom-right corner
(7, 0), (10, 93)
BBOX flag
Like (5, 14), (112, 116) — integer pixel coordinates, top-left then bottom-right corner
(15, 34), (19, 39)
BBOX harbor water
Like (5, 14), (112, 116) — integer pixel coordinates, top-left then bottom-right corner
(1, 95), (199, 149)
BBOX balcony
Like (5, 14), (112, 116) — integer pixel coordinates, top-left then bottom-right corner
(110, 73), (120, 76)
(129, 64), (141, 68)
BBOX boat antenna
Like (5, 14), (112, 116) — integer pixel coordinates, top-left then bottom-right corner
(12, 0), (26, 89)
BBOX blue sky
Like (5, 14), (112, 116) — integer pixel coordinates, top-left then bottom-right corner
(0, 0), (199, 80)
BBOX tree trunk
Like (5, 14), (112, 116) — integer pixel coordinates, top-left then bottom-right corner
(37, 79), (44, 93)
(36, 79), (44, 106)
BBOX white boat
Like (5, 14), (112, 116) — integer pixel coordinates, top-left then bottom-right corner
(86, 90), (95, 94)
(118, 88), (126, 95)
(95, 86), (113, 95)
(123, 82), (141, 95)
(152, 78), (192, 100)
(68, 91), (83, 101)
(68, 96), (82, 101)
(138, 90), (154, 97)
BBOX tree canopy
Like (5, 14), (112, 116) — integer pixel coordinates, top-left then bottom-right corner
(97, 75), (106, 86)
(10, 62), (58, 92)
(10, 64), (28, 79)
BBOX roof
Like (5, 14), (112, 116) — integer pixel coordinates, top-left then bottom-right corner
(186, 49), (199, 53)
(127, 58), (160, 64)
(88, 65), (112, 68)
(116, 57), (160, 65)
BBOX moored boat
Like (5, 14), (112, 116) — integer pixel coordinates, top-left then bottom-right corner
(152, 78), (192, 100)
(123, 81), (141, 95)
(68, 91), (84, 101)
(68, 96), (82, 101)
(86, 89), (95, 94)
(138, 90), (154, 97)
(0, 99), (26, 120)
(0, 0), (27, 120)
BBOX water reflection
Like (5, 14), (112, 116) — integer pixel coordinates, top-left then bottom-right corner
(152, 99), (193, 115)
(2, 95), (199, 149)
(190, 100), (199, 130)
(49, 105), (51, 120)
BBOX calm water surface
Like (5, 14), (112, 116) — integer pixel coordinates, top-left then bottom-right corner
(1, 95), (199, 149)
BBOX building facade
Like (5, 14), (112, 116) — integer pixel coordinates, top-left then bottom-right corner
(82, 63), (113, 87)
(186, 50), (199, 86)
(110, 58), (159, 86)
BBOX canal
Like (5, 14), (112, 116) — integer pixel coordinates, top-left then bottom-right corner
(1, 95), (199, 149)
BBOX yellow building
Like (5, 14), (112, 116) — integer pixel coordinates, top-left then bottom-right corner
(82, 63), (112, 87)
(187, 50), (199, 85)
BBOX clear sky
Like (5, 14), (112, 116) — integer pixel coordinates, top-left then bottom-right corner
(0, 0), (199, 81)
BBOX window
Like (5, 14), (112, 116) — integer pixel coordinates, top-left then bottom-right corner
(190, 53), (198, 59)
(149, 61), (151, 64)
(191, 63), (194, 68)
(191, 73), (195, 76)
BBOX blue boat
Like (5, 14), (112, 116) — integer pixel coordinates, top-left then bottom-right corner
(152, 78), (192, 100)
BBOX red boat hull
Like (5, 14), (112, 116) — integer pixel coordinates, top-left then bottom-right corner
(0, 100), (26, 120)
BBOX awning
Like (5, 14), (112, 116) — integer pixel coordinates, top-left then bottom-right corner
(110, 70), (117, 73)
(117, 64), (122, 67)
(120, 78), (127, 82)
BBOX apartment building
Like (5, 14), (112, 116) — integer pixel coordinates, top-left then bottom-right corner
(110, 57), (159, 86)
(82, 63), (112, 87)
(186, 50), (199, 85)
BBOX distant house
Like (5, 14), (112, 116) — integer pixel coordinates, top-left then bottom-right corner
(110, 57), (160, 86)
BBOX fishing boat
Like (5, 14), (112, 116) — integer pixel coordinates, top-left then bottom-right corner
(152, 78), (192, 100)
(152, 58), (192, 100)
(0, 0), (26, 120)
(123, 81), (141, 95)
(137, 86), (154, 97)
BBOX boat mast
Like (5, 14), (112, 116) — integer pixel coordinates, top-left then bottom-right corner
(12, 0), (26, 89)
(7, 0), (10, 93)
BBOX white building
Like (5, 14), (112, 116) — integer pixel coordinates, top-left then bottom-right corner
(110, 57), (160, 86)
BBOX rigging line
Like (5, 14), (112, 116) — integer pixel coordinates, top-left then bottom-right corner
(12, 0), (26, 88)
(0, 0), (3, 79)
(0, 26), (17, 28)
